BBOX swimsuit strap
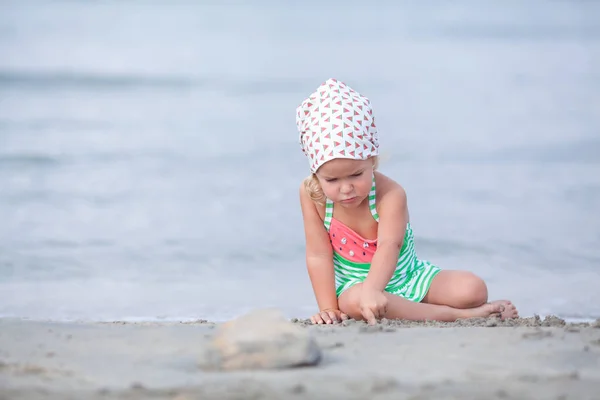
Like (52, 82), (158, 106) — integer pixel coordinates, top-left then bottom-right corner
(324, 197), (334, 231)
(368, 173), (379, 222)
(323, 174), (378, 231)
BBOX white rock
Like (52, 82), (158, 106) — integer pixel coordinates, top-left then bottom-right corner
(201, 309), (322, 371)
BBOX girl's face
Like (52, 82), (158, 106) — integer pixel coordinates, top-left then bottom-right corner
(315, 158), (375, 208)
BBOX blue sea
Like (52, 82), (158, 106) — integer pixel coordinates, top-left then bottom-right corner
(1, 0), (599, 322)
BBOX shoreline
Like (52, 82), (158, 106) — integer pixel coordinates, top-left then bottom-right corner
(1, 314), (599, 400)
(2, 313), (599, 327)
(2, 312), (598, 325)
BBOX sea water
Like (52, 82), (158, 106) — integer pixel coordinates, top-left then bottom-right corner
(1, 0), (599, 322)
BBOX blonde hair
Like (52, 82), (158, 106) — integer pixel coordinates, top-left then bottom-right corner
(303, 156), (379, 205)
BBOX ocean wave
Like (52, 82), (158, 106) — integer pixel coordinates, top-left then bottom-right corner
(0, 151), (182, 168)
(0, 69), (315, 95)
(445, 138), (600, 165)
(415, 237), (493, 257)
(0, 118), (113, 132)
(0, 154), (61, 166)
(433, 24), (600, 42)
(0, 70), (196, 90)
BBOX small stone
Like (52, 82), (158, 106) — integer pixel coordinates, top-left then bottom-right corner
(485, 319), (498, 327)
(522, 329), (553, 339)
(201, 309), (322, 371)
(370, 377), (398, 393)
(565, 370), (579, 380)
(359, 325), (384, 333)
(541, 315), (566, 327)
(322, 341), (344, 349)
(181, 319), (209, 325)
(290, 384), (305, 394)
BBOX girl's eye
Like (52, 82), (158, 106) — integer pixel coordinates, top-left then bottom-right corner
(352, 172), (363, 177)
(325, 178), (337, 183)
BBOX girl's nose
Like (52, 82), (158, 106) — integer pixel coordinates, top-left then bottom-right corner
(340, 182), (353, 194)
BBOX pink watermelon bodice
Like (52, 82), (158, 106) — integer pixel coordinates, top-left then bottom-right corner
(329, 217), (377, 263)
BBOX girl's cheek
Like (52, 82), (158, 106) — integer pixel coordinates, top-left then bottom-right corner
(323, 184), (336, 197)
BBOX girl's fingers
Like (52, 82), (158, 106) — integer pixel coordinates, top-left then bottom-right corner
(313, 310), (350, 325)
(320, 311), (333, 324)
(362, 308), (377, 325)
(327, 311), (339, 323)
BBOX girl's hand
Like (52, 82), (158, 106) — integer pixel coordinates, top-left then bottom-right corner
(311, 308), (349, 325)
(359, 287), (388, 325)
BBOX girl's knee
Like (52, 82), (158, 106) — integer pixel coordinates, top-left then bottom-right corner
(425, 270), (488, 308)
(459, 272), (488, 308)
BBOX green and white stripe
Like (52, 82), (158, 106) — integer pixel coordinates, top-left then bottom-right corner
(325, 174), (440, 302)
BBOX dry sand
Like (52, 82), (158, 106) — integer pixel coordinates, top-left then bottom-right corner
(1, 315), (599, 400)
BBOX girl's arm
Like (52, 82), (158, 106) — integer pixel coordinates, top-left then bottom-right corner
(363, 182), (409, 292)
(299, 183), (338, 311)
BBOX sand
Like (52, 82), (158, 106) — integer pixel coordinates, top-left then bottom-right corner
(1, 315), (599, 400)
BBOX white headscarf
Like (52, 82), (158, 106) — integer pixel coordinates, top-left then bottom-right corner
(296, 78), (379, 173)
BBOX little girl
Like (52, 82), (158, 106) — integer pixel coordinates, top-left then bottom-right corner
(296, 78), (519, 325)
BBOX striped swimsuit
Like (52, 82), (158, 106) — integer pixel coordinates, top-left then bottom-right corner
(325, 175), (441, 301)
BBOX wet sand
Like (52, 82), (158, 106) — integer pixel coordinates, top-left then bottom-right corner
(1, 315), (599, 400)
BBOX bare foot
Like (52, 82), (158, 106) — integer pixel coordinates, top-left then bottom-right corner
(491, 300), (519, 319)
(459, 300), (519, 320)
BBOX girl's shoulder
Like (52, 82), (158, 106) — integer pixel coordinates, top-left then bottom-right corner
(373, 171), (408, 212)
(298, 180), (327, 221)
(374, 171), (407, 198)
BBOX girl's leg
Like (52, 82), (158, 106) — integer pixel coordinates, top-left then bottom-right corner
(422, 270), (518, 318)
(421, 270), (488, 308)
(338, 283), (508, 323)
